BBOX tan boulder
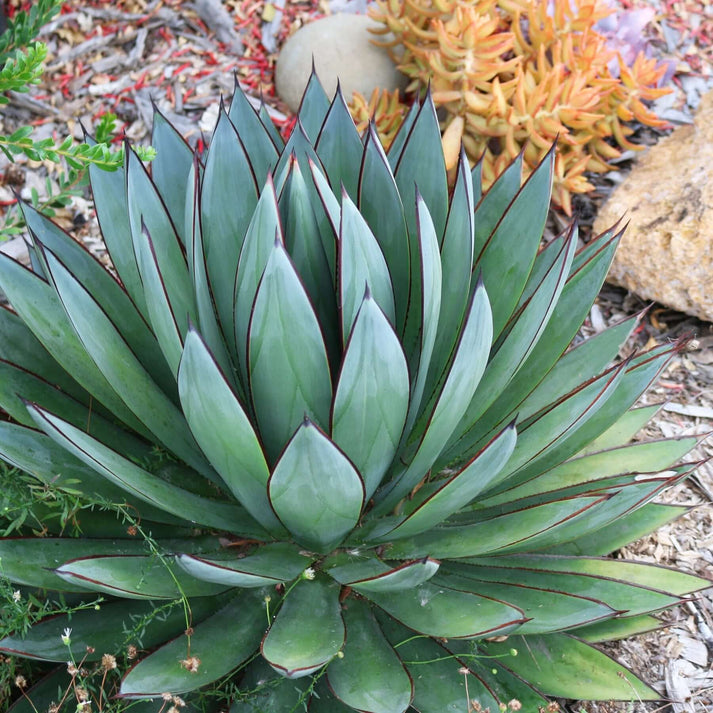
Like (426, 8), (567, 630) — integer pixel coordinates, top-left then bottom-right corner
(275, 14), (407, 113)
(594, 89), (713, 322)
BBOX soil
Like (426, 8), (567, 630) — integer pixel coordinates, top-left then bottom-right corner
(0, 0), (712, 711)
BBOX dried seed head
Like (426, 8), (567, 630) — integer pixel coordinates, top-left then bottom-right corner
(180, 656), (201, 673)
(101, 653), (117, 671)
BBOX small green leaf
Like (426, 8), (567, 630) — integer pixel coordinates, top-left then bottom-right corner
(327, 599), (413, 713)
(358, 125), (410, 332)
(201, 104), (259, 342)
(268, 420), (364, 552)
(262, 575), (344, 678)
(326, 554), (439, 592)
(179, 328), (281, 532)
(55, 554), (228, 599)
(248, 241), (332, 463)
(177, 543), (313, 587)
(481, 634), (659, 700)
(296, 70), (330, 143)
(363, 580), (525, 639)
(120, 590), (267, 696)
(331, 294), (409, 499)
(315, 88), (364, 197)
(227, 81), (279, 180)
(151, 107), (193, 244)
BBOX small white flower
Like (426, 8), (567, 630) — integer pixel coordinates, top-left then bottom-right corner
(61, 627), (72, 646)
(302, 567), (316, 580)
(12, 590), (21, 602)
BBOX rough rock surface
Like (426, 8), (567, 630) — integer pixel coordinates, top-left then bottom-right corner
(594, 90), (713, 323)
(275, 14), (406, 113)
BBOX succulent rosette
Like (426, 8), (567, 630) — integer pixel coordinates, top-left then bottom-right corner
(0, 76), (707, 713)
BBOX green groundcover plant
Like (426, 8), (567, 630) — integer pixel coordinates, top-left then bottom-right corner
(0, 74), (708, 713)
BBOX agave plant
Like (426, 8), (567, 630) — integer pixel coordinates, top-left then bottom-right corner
(0, 75), (708, 713)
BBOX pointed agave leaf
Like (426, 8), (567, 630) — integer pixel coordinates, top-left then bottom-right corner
(177, 543), (313, 587)
(384, 101), (420, 169)
(187, 156), (239, 393)
(0, 305), (85, 401)
(515, 311), (639, 424)
(425, 147), (474, 395)
(0, 358), (130, 443)
(262, 575), (344, 678)
(120, 590), (267, 697)
(230, 660), (311, 712)
(402, 194), (442, 429)
(0, 537), (165, 591)
(234, 176), (283, 382)
(40, 248), (213, 477)
(461, 554), (700, 614)
(385, 424), (517, 539)
(441, 229), (621, 466)
(339, 193), (397, 342)
(363, 580), (525, 639)
(436, 567), (617, 635)
(259, 100), (285, 148)
(151, 107), (194, 243)
(447, 638), (553, 711)
(378, 616), (503, 713)
(481, 634), (659, 700)
(326, 555), (440, 592)
(505, 346), (677, 488)
(471, 156), (484, 204)
(274, 126), (338, 279)
(0, 423), (178, 525)
(0, 598), (215, 661)
(296, 69), (331, 143)
(579, 403), (661, 456)
(27, 404), (268, 537)
(268, 420), (364, 552)
(483, 437), (697, 508)
(474, 147), (553, 336)
(22, 202), (175, 395)
(88, 152), (147, 317)
(453, 225), (577, 442)
(358, 124), (410, 332)
(178, 329), (282, 533)
(227, 82), (280, 181)
(126, 146), (197, 337)
(134, 222), (185, 375)
(492, 358), (632, 492)
(280, 160), (338, 365)
(375, 280), (491, 515)
(327, 599), (413, 713)
(331, 295), (410, 499)
(0, 254), (148, 435)
(511, 553), (710, 596)
(309, 157), (341, 236)
(248, 241), (332, 462)
(393, 91), (449, 239)
(572, 614), (662, 643)
(385, 495), (606, 559)
(55, 554), (228, 599)
(548, 503), (690, 557)
(201, 104), (259, 341)
(315, 87), (364, 197)
(475, 478), (679, 555)
(472, 152), (523, 257)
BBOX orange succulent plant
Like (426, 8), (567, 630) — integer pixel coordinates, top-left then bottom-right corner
(354, 0), (671, 214)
